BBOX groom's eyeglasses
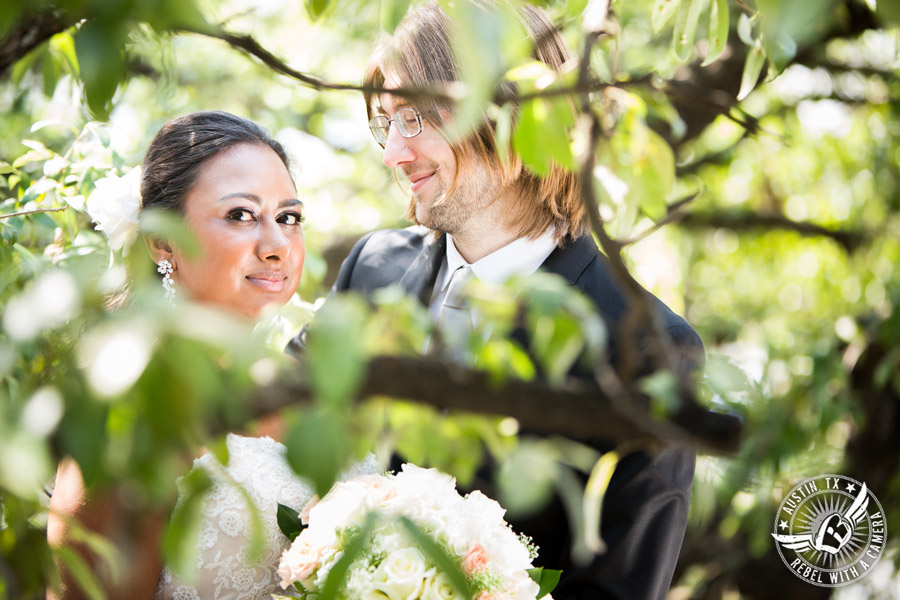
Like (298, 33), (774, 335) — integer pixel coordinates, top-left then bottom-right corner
(368, 107), (424, 146)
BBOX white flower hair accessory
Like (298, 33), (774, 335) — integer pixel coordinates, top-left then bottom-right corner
(86, 166), (142, 256)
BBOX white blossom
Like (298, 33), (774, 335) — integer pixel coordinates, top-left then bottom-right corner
(85, 167), (142, 255)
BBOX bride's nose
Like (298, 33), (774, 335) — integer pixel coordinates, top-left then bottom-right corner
(257, 218), (291, 261)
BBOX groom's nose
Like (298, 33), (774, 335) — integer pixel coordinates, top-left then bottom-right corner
(383, 124), (416, 169)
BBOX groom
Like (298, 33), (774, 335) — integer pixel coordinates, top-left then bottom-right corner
(292, 2), (703, 598)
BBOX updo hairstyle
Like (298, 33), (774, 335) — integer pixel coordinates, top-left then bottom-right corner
(140, 111), (293, 214)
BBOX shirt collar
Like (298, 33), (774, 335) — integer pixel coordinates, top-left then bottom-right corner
(443, 229), (558, 289)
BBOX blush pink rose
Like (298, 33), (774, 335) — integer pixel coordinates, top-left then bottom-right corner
(463, 545), (490, 575)
(299, 494), (319, 526)
(278, 537), (322, 588)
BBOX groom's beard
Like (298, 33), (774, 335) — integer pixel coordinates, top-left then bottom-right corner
(412, 161), (494, 234)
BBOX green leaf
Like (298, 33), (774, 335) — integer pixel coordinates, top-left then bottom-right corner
(142, 0), (211, 33)
(702, 0), (729, 66)
(737, 39), (766, 101)
(49, 31), (79, 76)
(74, 20), (127, 119)
(651, 0), (682, 33)
(0, 222), (18, 247)
(305, 0), (334, 22)
(705, 354), (752, 395)
(399, 517), (474, 599)
(566, 0), (591, 20)
(498, 441), (557, 516)
(636, 129), (675, 221)
(381, 0), (411, 33)
(672, 0), (704, 62)
(528, 567), (563, 599)
(320, 513), (377, 600)
(163, 467), (212, 578)
(285, 409), (346, 497)
(493, 103), (514, 167)
(640, 370), (681, 418)
(305, 295), (367, 406)
(445, 0), (528, 143)
(277, 502), (307, 542)
(514, 98), (574, 177)
(65, 520), (124, 587)
(876, 0), (900, 26)
(10, 43), (42, 88)
(54, 547), (105, 600)
(584, 450), (620, 554)
(42, 51), (61, 96)
(737, 13), (754, 46)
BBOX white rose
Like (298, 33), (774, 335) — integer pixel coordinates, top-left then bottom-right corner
(373, 547), (429, 600)
(85, 167), (141, 255)
(359, 589), (395, 600)
(421, 571), (467, 600)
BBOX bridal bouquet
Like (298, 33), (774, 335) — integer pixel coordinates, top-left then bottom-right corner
(277, 464), (558, 600)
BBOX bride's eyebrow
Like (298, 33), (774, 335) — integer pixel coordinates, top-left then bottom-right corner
(217, 193), (302, 208)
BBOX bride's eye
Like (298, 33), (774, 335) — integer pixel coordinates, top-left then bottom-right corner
(227, 208), (255, 222)
(278, 212), (305, 226)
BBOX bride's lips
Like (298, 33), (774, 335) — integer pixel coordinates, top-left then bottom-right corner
(408, 170), (436, 193)
(246, 271), (287, 293)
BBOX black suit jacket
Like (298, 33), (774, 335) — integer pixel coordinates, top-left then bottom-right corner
(289, 227), (704, 600)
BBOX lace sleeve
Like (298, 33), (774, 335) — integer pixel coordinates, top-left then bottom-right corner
(156, 434), (379, 600)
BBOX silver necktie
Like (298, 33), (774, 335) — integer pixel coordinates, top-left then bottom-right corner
(436, 265), (474, 351)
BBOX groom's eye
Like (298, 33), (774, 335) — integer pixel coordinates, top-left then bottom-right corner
(227, 208), (255, 222)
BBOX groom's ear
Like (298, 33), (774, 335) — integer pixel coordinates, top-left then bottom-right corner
(144, 235), (174, 266)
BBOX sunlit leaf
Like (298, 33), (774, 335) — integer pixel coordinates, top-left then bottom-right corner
(584, 450), (619, 554)
(305, 0), (334, 21)
(49, 31), (79, 76)
(672, 0), (704, 61)
(737, 39), (766, 101)
(737, 12), (754, 46)
(514, 99), (552, 176)
(567, 0), (591, 20)
(651, 0), (682, 33)
(702, 0), (729, 66)
(381, 0), (412, 33)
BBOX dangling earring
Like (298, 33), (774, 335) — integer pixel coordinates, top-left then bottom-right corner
(157, 259), (175, 303)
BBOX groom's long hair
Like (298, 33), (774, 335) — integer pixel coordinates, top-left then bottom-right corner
(363, 1), (584, 244)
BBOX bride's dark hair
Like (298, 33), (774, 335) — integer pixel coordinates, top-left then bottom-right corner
(140, 111), (293, 213)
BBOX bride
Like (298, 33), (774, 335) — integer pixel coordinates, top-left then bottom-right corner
(48, 111), (373, 599)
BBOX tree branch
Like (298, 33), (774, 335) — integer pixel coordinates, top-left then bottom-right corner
(676, 211), (866, 253)
(0, 9), (78, 76)
(0, 206), (69, 219)
(246, 355), (743, 455)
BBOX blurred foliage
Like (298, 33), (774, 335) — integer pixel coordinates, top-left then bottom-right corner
(1, 0), (899, 598)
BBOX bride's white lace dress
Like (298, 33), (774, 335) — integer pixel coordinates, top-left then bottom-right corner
(155, 434), (377, 600)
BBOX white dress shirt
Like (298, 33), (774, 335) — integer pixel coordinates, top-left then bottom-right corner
(428, 229), (558, 321)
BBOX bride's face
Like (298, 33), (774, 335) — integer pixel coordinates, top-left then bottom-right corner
(172, 143), (305, 318)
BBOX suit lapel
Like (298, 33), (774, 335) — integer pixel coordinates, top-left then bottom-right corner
(540, 234), (599, 285)
(398, 232), (446, 305)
